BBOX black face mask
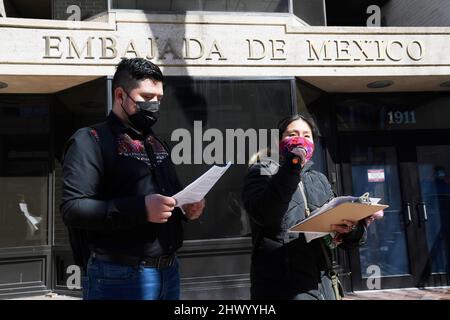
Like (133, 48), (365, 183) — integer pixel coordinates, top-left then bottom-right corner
(121, 91), (160, 135)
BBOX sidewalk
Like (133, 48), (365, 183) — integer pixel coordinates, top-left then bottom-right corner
(8, 287), (450, 300)
(344, 287), (450, 300)
(8, 293), (81, 300)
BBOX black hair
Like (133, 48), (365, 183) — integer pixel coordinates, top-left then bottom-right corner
(277, 113), (319, 141)
(112, 58), (164, 95)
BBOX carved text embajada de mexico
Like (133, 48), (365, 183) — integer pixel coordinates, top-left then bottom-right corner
(43, 35), (424, 63)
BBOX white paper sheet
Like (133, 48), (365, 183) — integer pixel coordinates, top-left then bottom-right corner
(173, 162), (232, 209)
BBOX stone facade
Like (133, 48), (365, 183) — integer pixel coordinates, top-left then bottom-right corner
(1, 10), (450, 93)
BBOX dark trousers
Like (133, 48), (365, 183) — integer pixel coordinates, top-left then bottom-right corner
(251, 272), (337, 300)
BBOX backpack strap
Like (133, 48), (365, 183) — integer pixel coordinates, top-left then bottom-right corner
(320, 239), (344, 300)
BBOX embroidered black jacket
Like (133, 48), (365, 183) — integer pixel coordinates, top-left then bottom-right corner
(60, 112), (185, 267)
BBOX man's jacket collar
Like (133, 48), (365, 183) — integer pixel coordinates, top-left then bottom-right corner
(106, 111), (154, 140)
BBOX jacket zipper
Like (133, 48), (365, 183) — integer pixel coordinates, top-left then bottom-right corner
(299, 180), (311, 217)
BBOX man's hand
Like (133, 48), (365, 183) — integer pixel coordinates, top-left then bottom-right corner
(331, 219), (358, 234)
(182, 199), (205, 220)
(145, 194), (176, 223)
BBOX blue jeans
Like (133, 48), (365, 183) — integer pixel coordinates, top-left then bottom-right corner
(82, 256), (180, 300)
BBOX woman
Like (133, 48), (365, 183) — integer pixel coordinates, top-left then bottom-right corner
(242, 114), (373, 300)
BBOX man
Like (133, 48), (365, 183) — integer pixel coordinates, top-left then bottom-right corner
(60, 58), (205, 300)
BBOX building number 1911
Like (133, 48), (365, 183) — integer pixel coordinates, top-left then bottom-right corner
(387, 110), (417, 125)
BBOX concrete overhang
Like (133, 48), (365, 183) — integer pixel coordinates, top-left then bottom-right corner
(0, 11), (449, 93)
(0, 75), (100, 93)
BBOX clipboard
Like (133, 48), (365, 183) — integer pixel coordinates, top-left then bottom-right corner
(289, 202), (389, 233)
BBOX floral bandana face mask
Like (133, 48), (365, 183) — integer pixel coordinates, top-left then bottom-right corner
(279, 136), (315, 163)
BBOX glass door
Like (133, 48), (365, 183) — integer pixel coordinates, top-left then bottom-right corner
(332, 92), (450, 291)
(340, 133), (418, 289)
(416, 145), (450, 285)
(339, 132), (450, 290)
(351, 146), (411, 284)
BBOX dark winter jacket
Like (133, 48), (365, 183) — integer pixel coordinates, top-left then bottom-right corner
(60, 112), (185, 269)
(242, 158), (365, 298)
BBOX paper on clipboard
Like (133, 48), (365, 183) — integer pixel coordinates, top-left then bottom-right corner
(173, 162), (231, 208)
(289, 196), (388, 233)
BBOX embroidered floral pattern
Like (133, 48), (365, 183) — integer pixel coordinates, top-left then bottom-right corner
(90, 128), (100, 142)
(117, 133), (150, 165)
(146, 135), (169, 165)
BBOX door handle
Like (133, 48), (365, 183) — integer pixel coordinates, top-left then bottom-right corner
(417, 202), (428, 222)
(404, 202), (412, 225)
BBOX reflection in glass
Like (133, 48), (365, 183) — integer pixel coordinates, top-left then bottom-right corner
(0, 98), (49, 247)
(113, 0), (289, 12)
(154, 78), (292, 240)
(53, 78), (107, 246)
(417, 145), (450, 273)
(293, 0), (326, 26)
(351, 146), (410, 277)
